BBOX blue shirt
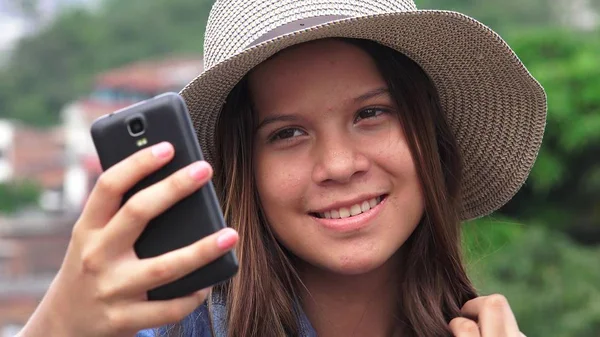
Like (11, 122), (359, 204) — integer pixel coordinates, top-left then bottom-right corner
(135, 294), (317, 337)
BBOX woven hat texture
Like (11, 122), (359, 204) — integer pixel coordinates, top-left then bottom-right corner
(180, 0), (547, 220)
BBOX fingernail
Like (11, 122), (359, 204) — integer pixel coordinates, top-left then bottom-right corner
(152, 142), (172, 158)
(189, 161), (211, 181)
(216, 228), (238, 250)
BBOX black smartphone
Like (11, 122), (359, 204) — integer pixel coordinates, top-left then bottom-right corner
(90, 92), (238, 301)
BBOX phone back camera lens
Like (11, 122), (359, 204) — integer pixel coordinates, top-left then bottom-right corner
(128, 118), (145, 136)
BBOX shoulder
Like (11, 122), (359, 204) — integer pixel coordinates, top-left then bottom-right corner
(135, 300), (215, 337)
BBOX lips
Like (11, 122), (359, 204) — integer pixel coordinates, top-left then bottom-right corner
(310, 194), (387, 233)
(311, 195), (385, 219)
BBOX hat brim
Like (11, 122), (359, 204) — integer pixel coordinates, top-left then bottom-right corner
(180, 10), (547, 220)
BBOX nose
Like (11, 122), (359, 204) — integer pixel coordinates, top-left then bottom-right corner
(311, 132), (370, 185)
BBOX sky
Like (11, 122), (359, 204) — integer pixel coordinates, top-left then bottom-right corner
(0, 14), (29, 52)
(0, 0), (99, 52)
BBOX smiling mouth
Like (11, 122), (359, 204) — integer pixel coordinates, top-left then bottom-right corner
(310, 195), (387, 219)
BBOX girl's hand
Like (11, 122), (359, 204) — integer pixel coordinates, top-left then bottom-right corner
(19, 142), (238, 337)
(449, 294), (526, 337)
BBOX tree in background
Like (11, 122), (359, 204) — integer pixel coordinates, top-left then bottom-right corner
(416, 0), (600, 31)
(417, 0), (556, 30)
(465, 222), (600, 337)
(0, 0), (213, 126)
(500, 29), (600, 245)
(0, 180), (40, 213)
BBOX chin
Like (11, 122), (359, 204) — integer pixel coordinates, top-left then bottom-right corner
(317, 251), (395, 276)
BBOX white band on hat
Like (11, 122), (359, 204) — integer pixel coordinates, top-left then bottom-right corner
(248, 15), (351, 48)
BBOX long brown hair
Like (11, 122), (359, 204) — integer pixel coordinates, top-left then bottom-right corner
(208, 38), (477, 336)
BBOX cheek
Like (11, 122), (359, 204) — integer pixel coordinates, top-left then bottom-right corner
(254, 153), (316, 252)
(254, 151), (309, 215)
(367, 120), (417, 177)
(371, 124), (425, 217)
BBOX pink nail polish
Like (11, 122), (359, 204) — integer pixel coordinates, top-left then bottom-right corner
(189, 161), (211, 181)
(216, 228), (238, 250)
(152, 142), (172, 158)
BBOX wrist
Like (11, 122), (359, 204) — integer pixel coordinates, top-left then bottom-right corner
(19, 274), (75, 337)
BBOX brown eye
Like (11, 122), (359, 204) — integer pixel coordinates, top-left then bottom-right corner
(269, 128), (306, 142)
(355, 108), (387, 123)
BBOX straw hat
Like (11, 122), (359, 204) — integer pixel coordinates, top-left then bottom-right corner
(180, 0), (547, 220)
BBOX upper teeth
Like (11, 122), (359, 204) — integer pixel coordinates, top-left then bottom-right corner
(319, 196), (382, 219)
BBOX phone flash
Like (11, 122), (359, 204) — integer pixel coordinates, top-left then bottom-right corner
(136, 138), (148, 147)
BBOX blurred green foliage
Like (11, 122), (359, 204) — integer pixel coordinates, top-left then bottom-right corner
(0, 0), (213, 126)
(416, 0), (600, 32)
(464, 219), (600, 337)
(500, 29), (600, 243)
(0, 181), (41, 213)
(416, 0), (557, 31)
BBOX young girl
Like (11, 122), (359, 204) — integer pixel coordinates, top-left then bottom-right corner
(19, 0), (546, 336)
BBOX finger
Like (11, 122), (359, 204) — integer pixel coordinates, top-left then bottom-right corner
(449, 317), (481, 337)
(81, 142), (175, 228)
(102, 160), (213, 249)
(110, 288), (210, 333)
(108, 228), (238, 296)
(461, 295), (520, 337)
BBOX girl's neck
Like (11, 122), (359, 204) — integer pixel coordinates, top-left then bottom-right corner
(297, 253), (404, 337)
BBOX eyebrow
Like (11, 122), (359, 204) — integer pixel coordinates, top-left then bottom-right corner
(255, 87), (390, 131)
(353, 87), (390, 103)
(256, 114), (299, 132)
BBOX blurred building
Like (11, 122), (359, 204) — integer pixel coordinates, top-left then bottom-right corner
(0, 121), (69, 336)
(0, 55), (202, 334)
(0, 212), (75, 334)
(0, 119), (65, 212)
(61, 55), (203, 211)
(0, 120), (13, 182)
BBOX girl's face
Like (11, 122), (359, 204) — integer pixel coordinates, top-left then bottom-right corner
(250, 39), (424, 275)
